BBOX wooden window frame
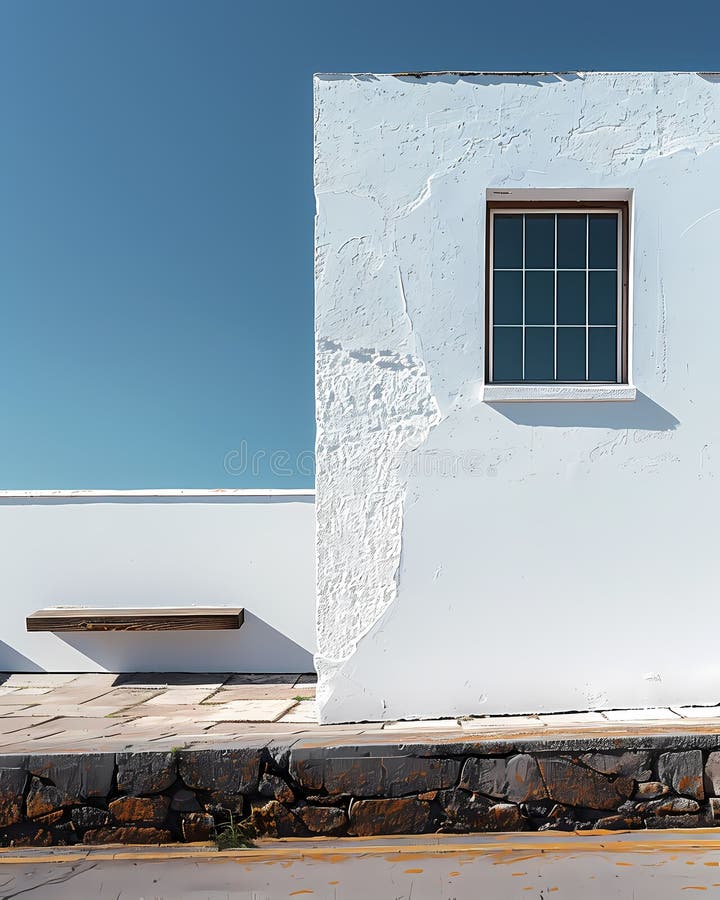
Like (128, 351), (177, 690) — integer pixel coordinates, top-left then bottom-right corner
(485, 200), (630, 386)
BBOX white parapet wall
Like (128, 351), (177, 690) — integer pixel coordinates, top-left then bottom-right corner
(0, 490), (316, 673)
(314, 71), (720, 723)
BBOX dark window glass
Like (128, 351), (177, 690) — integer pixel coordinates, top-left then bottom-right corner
(493, 215), (523, 268)
(557, 214), (586, 268)
(557, 327), (586, 381)
(525, 271), (554, 325)
(525, 215), (555, 268)
(588, 327), (616, 381)
(557, 271), (586, 325)
(493, 271), (523, 325)
(493, 328), (523, 381)
(588, 271), (617, 325)
(589, 214), (617, 269)
(525, 327), (554, 381)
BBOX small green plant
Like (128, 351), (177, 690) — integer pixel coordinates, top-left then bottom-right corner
(170, 743), (191, 755)
(214, 811), (255, 851)
(293, 695), (313, 702)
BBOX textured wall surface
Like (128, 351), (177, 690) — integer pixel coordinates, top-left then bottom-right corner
(0, 493), (315, 672)
(314, 72), (720, 723)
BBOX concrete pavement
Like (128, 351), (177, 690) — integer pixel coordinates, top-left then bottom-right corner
(2, 831), (720, 898)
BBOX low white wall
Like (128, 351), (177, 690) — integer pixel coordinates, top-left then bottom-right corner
(314, 71), (720, 723)
(0, 491), (315, 673)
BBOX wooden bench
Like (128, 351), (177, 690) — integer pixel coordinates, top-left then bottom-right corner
(26, 607), (244, 633)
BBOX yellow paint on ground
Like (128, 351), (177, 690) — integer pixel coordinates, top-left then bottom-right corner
(4, 831), (720, 868)
(404, 868), (423, 873)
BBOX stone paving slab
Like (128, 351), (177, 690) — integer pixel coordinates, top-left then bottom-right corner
(0, 673), (719, 755)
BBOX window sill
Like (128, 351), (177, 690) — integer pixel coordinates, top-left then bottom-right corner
(482, 384), (637, 402)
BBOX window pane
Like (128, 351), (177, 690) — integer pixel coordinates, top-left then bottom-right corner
(525, 214), (554, 268)
(588, 327), (617, 381)
(493, 327), (523, 381)
(589, 214), (617, 269)
(588, 270), (617, 325)
(557, 214), (586, 268)
(557, 327), (586, 381)
(493, 215), (523, 268)
(525, 327), (554, 381)
(557, 270), (586, 325)
(493, 271), (523, 325)
(525, 271), (554, 325)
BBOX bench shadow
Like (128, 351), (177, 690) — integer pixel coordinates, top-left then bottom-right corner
(52, 611), (314, 674)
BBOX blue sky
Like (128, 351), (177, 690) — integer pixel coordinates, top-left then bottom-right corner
(0, 0), (717, 488)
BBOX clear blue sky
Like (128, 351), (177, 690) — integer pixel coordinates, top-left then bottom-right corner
(0, 0), (716, 488)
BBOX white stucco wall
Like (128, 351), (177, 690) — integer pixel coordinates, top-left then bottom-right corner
(0, 491), (315, 672)
(314, 72), (720, 723)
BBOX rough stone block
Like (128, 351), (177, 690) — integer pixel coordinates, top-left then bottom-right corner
(178, 749), (261, 794)
(170, 788), (201, 812)
(10, 826), (53, 847)
(485, 803), (526, 832)
(259, 773), (294, 804)
(348, 798), (435, 836)
(116, 752), (176, 795)
(29, 754), (114, 800)
(181, 812), (214, 841)
(206, 791), (245, 816)
(109, 795), (170, 824)
(460, 755), (546, 803)
(594, 814), (643, 830)
(71, 806), (112, 829)
(658, 750), (704, 800)
(289, 755), (323, 791)
(645, 814), (701, 829)
(647, 797), (700, 816)
(26, 777), (77, 819)
(35, 809), (64, 826)
(295, 805), (347, 834)
(83, 826), (172, 845)
(537, 757), (633, 810)
(250, 800), (301, 837)
(580, 752), (652, 781)
(634, 782), (669, 800)
(290, 750), (459, 797)
(0, 767), (27, 827)
(705, 751), (720, 796)
(438, 788), (492, 830)
(709, 797), (720, 821)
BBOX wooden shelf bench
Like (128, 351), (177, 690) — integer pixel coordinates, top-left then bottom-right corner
(26, 607), (244, 633)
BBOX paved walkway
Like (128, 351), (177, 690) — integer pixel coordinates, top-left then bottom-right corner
(0, 673), (719, 752)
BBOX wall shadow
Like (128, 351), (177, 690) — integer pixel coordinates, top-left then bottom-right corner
(54, 611), (314, 674)
(487, 391), (679, 431)
(0, 643), (45, 676)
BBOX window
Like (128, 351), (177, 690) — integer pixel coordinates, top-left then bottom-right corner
(486, 202), (630, 394)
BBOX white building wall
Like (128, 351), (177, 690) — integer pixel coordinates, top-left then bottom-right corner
(0, 491), (315, 673)
(314, 72), (720, 723)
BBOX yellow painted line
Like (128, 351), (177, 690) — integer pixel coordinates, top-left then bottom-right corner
(2, 830), (720, 866)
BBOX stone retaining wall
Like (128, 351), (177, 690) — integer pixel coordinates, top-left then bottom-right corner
(3, 733), (720, 846)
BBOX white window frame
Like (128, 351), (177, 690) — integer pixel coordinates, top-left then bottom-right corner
(484, 201), (635, 403)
